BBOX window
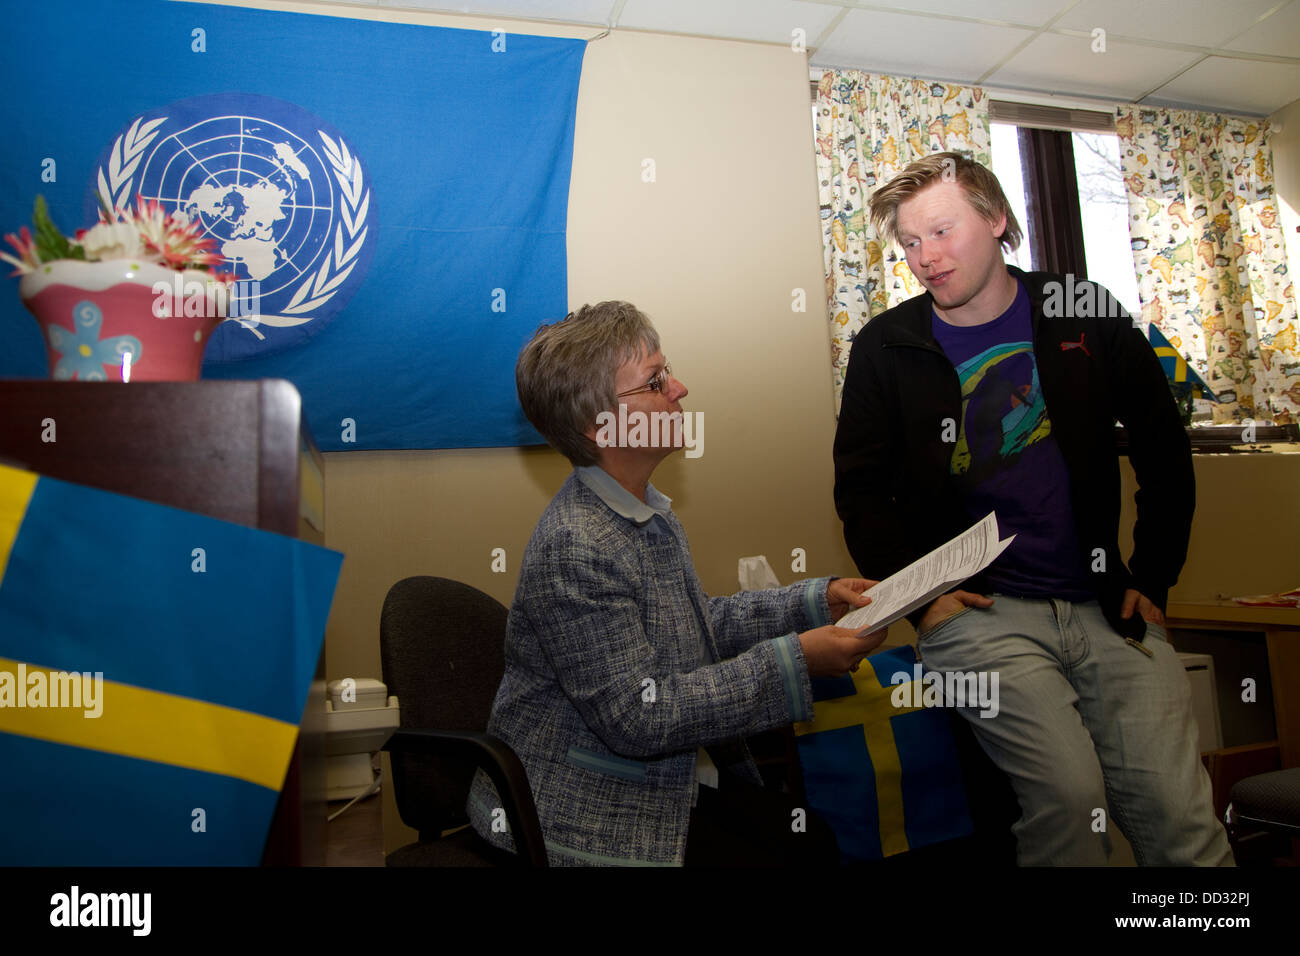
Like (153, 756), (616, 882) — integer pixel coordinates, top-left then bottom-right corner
(1071, 131), (1140, 316)
(989, 108), (1139, 316)
(993, 114), (1297, 440)
(990, 123), (1032, 273)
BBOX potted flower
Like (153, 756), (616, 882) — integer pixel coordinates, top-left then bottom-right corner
(3, 196), (232, 381)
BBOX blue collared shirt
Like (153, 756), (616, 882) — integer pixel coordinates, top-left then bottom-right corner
(574, 465), (672, 525)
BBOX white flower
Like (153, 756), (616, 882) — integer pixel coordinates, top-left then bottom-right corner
(78, 222), (145, 262)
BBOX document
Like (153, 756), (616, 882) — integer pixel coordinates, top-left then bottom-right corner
(837, 512), (1015, 632)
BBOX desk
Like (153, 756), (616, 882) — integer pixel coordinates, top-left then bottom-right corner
(1166, 601), (1300, 769)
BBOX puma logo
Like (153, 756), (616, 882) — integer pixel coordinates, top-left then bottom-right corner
(1061, 333), (1090, 357)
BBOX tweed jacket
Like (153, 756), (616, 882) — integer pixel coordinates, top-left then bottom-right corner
(467, 468), (831, 866)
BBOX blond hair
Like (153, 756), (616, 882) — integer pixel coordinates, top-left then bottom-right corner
(869, 151), (1023, 253)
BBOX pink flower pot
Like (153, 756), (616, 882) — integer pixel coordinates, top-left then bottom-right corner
(20, 259), (227, 381)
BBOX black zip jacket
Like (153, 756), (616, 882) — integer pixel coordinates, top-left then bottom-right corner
(832, 266), (1194, 641)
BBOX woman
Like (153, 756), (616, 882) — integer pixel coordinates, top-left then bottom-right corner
(467, 301), (882, 866)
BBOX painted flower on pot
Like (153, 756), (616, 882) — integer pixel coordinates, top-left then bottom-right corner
(49, 301), (142, 381)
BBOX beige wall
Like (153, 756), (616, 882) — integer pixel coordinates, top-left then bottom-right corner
(1120, 450), (1300, 603)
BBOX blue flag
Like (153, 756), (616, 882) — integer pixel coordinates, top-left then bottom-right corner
(1149, 324), (1219, 402)
(0, 462), (343, 865)
(794, 645), (973, 861)
(0, 0), (584, 450)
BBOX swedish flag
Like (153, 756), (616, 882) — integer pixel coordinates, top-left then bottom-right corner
(0, 463), (341, 864)
(1149, 325), (1219, 402)
(794, 645), (972, 862)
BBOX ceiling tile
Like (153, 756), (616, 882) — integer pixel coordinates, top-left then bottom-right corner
(379, 0), (617, 24)
(810, 8), (1034, 82)
(618, 0), (842, 44)
(849, 0), (1075, 28)
(298, 0), (1300, 115)
(1147, 55), (1300, 115)
(987, 31), (1200, 100)
(1223, 0), (1300, 56)
(1054, 0), (1282, 47)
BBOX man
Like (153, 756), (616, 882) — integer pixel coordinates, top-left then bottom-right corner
(468, 301), (883, 866)
(833, 152), (1232, 865)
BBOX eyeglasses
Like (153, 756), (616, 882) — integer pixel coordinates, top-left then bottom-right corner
(616, 364), (673, 397)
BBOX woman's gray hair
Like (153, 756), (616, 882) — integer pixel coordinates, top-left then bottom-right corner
(516, 301), (661, 466)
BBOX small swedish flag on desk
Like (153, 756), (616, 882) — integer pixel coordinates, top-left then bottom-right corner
(1149, 325), (1219, 402)
(0, 462), (342, 865)
(794, 645), (972, 862)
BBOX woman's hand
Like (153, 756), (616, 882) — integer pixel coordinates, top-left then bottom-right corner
(799, 624), (888, 677)
(826, 577), (877, 621)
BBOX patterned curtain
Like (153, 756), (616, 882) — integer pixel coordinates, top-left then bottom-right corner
(1117, 106), (1300, 425)
(814, 71), (990, 410)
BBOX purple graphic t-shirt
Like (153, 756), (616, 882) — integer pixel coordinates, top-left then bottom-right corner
(931, 281), (1093, 599)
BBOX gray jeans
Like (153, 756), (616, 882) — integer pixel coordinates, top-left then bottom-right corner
(917, 594), (1233, 866)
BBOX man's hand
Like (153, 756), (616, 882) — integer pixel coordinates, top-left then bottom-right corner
(799, 624), (888, 677)
(1120, 589), (1165, 626)
(826, 577), (877, 621)
(917, 590), (994, 636)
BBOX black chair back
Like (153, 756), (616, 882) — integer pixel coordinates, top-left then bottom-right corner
(380, 576), (508, 838)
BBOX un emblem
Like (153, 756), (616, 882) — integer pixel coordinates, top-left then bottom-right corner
(89, 93), (376, 361)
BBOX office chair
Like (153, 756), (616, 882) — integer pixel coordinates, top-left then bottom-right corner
(379, 575), (547, 866)
(1225, 767), (1300, 866)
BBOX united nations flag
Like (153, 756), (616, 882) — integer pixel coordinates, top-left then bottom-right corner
(1, 0), (585, 451)
(90, 96), (376, 362)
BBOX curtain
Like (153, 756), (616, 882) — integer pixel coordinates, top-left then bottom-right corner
(1117, 106), (1299, 425)
(815, 71), (991, 410)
